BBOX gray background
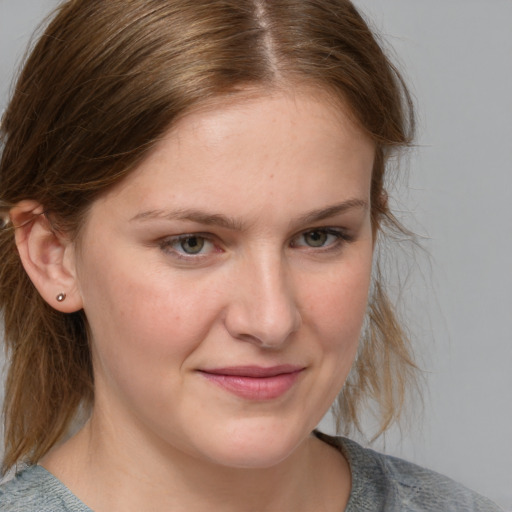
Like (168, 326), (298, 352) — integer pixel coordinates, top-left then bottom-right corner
(1, 1), (511, 509)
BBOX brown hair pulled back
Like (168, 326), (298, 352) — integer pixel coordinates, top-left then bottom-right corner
(0, 0), (416, 473)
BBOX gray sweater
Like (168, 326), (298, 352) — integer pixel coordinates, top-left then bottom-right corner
(0, 433), (503, 511)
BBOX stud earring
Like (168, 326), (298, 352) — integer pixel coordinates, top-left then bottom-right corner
(56, 292), (66, 302)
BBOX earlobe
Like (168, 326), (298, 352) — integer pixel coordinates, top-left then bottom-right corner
(10, 200), (83, 313)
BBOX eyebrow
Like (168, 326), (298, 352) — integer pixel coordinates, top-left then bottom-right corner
(130, 198), (368, 231)
(295, 198), (368, 225)
(130, 208), (246, 231)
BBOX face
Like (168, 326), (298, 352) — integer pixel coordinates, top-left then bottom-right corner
(73, 89), (375, 469)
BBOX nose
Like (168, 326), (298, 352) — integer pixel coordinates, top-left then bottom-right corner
(224, 251), (302, 348)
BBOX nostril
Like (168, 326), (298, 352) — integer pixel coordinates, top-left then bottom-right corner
(223, 258), (301, 347)
(224, 297), (301, 348)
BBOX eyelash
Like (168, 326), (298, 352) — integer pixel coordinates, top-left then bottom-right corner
(158, 233), (218, 261)
(290, 228), (353, 252)
(157, 227), (353, 262)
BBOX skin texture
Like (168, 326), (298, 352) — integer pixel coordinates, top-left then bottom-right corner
(15, 89), (375, 511)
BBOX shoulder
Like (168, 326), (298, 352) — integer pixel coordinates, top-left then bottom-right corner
(315, 432), (503, 512)
(0, 465), (91, 512)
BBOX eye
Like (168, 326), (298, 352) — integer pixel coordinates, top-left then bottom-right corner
(291, 228), (349, 250)
(159, 234), (216, 258)
(177, 235), (206, 254)
(303, 230), (329, 247)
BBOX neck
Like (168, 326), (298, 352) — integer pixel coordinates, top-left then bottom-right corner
(42, 414), (350, 512)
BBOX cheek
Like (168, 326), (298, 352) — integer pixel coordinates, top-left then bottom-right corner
(80, 255), (223, 378)
(293, 253), (373, 421)
(81, 275), (203, 415)
(304, 255), (372, 350)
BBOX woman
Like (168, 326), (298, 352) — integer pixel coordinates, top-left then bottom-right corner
(0, 0), (503, 510)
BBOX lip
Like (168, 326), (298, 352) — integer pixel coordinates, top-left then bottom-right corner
(198, 365), (305, 400)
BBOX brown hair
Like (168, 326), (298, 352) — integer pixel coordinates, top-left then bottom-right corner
(0, 0), (416, 473)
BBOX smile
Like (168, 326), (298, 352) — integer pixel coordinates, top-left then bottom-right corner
(198, 365), (305, 400)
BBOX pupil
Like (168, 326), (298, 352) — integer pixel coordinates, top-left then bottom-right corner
(306, 231), (326, 247)
(182, 237), (204, 254)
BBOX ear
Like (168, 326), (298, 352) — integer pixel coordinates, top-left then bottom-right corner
(10, 200), (83, 313)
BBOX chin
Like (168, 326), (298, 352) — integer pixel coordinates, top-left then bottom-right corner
(194, 418), (311, 470)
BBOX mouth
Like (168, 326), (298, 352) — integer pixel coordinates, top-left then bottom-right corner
(197, 365), (305, 400)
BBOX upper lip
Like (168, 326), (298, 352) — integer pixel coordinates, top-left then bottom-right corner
(199, 365), (304, 378)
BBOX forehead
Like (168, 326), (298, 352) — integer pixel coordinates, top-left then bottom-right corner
(89, 88), (375, 223)
(169, 86), (369, 154)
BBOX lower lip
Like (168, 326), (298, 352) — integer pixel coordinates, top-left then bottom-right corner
(199, 371), (303, 400)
